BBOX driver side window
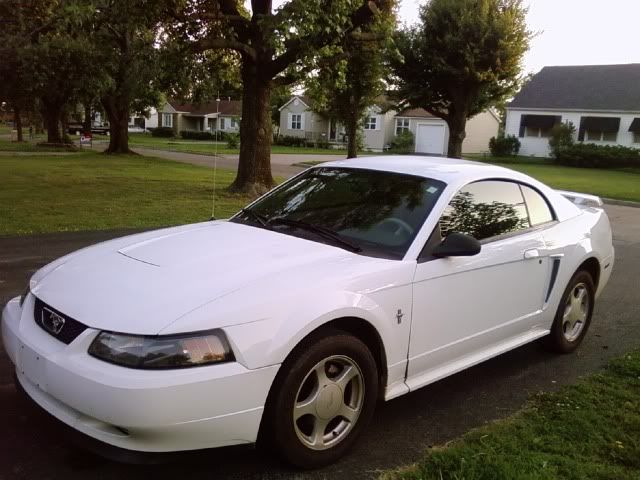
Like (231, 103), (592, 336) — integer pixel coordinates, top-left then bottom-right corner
(440, 180), (532, 241)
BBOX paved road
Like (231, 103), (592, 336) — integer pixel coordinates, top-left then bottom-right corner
(1, 205), (639, 480)
(100, 143), (341, 179)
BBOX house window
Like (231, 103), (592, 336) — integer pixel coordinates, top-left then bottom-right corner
(634, 132), (640, 144)
(220, 118), (226, 130)
(396, 118), (410, 135)
(364, 116), (377, 130)
(291, 114), (302, 130)
(579, 117), (620, 143)
(525, 126), (552, 138)
(162, 113), (173, 128)
(586, 130), (617, 142)
(519, 115), (560, 138)
(231, 118), (238, 129)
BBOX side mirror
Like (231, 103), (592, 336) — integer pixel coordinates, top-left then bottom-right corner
(432, 232), (481, 258)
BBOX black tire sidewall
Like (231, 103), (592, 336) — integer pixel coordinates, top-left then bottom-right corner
(264, 330), (379, 469)
(547, 270), (595, 353)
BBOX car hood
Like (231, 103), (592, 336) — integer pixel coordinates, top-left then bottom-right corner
(31, 221), (364, 334)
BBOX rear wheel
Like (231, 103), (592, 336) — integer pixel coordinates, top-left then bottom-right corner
(261, 330), (378, 468)
(544, 270), (595, 353)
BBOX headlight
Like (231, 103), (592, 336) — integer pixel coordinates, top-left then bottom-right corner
(19, 286), (30, 307)
(88, 329), (235, 369)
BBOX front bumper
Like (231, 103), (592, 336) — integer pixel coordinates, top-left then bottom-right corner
(1, 295), (279, 453)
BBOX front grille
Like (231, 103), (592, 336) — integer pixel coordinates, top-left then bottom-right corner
(33, 297), (88, 345)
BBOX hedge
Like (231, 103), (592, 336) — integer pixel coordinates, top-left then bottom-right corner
(553, 143), (640, 168)
(149, 127), (175, 138)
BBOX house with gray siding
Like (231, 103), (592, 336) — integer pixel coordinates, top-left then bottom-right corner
(147, 99), (242, 135)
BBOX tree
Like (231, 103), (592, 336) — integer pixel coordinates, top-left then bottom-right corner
(0, 1), (103, 145)
(391, 0), (532, 158)
(87, 1), (168, 154)
(306, 11), (396, 158)
(169, 0), (391, 195)
(0, 1), (50, 142)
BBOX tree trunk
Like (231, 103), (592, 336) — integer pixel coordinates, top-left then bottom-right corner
(83, 104), (92, 133)
(13, 106), (23, 142)
(446, 112), (467, 158)
(230, 62), (274, 195)
(42, 100), (64, 144)
(346, 116), (359, 159)
(102, 96), (130, 154)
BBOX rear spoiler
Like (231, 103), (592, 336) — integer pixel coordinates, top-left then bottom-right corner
(556, 190), (603, 208)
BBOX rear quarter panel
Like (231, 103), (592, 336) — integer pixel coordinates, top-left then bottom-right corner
(540, 207), (614, 330)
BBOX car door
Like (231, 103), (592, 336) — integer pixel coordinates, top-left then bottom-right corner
(406, 180), (552, 391)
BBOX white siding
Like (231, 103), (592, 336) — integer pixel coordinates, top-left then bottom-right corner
(505, 108), (640, 157)
(279, 98), (327, 139)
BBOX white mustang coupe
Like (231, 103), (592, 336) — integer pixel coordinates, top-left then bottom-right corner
(2, 156), (614, 468)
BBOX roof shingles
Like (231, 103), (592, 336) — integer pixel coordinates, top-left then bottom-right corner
(509, 64), (640, 111)
(168, 99), (242, 116)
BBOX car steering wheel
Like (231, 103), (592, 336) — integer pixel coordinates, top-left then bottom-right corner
(378, 217), (414, 237)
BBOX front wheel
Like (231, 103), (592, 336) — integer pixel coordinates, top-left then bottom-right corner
(543, 270), (595, 353)
(261, 330), (378, 468)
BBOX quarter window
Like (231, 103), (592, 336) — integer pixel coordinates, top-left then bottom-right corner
(521, 185), (554, 226)
(440, 181), (531, 241)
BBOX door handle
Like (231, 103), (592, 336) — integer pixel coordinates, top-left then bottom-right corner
(524, 249), (540, 259)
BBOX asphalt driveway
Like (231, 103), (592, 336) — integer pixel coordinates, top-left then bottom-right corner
(0, 205), (639, 479)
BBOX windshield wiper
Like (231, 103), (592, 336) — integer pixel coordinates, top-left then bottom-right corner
(241, 208), (269, 227)
(268, 217), (362, 253)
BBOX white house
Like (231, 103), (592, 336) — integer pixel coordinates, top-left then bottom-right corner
(143, 99), (242, 134)
(505, 64), (640, 157)
(279, 95), (500, 154)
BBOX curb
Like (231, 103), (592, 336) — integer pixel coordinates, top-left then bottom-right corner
(603, 198), (640, 208)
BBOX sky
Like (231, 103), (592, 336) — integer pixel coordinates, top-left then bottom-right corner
(397, 0), (639, 74)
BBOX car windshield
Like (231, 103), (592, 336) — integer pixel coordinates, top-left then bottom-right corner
(231, 167), (446, 259)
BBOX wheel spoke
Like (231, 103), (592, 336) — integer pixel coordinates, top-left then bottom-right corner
(338, 403), (358, 423)
(310, 417), (330, 448)
(314, 361), (330, 388)
(575, 287), (587, 304)
(334, 365), (358, 391)
(294, 394), (318, 420)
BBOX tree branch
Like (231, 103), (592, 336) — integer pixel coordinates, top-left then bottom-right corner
(269, 0), (381, 77)
(192, 37), (256, 61)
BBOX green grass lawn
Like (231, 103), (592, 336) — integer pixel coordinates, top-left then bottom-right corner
(488, 161), (640, 203)
(381, 350), (640, 480)
(128, 132), (351, 156)
(0, 152), (252, 235)
(0, 137), (80, 153)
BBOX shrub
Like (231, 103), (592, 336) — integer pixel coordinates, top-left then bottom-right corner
(149, 127), (175, 138)
(315, 138), (330, 149)
(489, 134), (521, 157)
(552, 143), (640, 168)
(388, 131), (415, 154)
(226, 133), (240, 148)
(274, 135), (307, 147)
(549, 122), (576, 158)
(180, 130), (215, 141)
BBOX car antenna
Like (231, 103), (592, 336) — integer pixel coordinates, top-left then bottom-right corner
(211, 95), (220, 220)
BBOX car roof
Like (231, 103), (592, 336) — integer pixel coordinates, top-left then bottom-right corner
(319, 156), (516, 185)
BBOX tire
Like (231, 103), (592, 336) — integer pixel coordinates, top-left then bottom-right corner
(543, 270), (595, 353)
(260, 329), (379, 469)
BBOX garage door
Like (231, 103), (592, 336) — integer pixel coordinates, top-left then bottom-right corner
(415, 124), (446, 155)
